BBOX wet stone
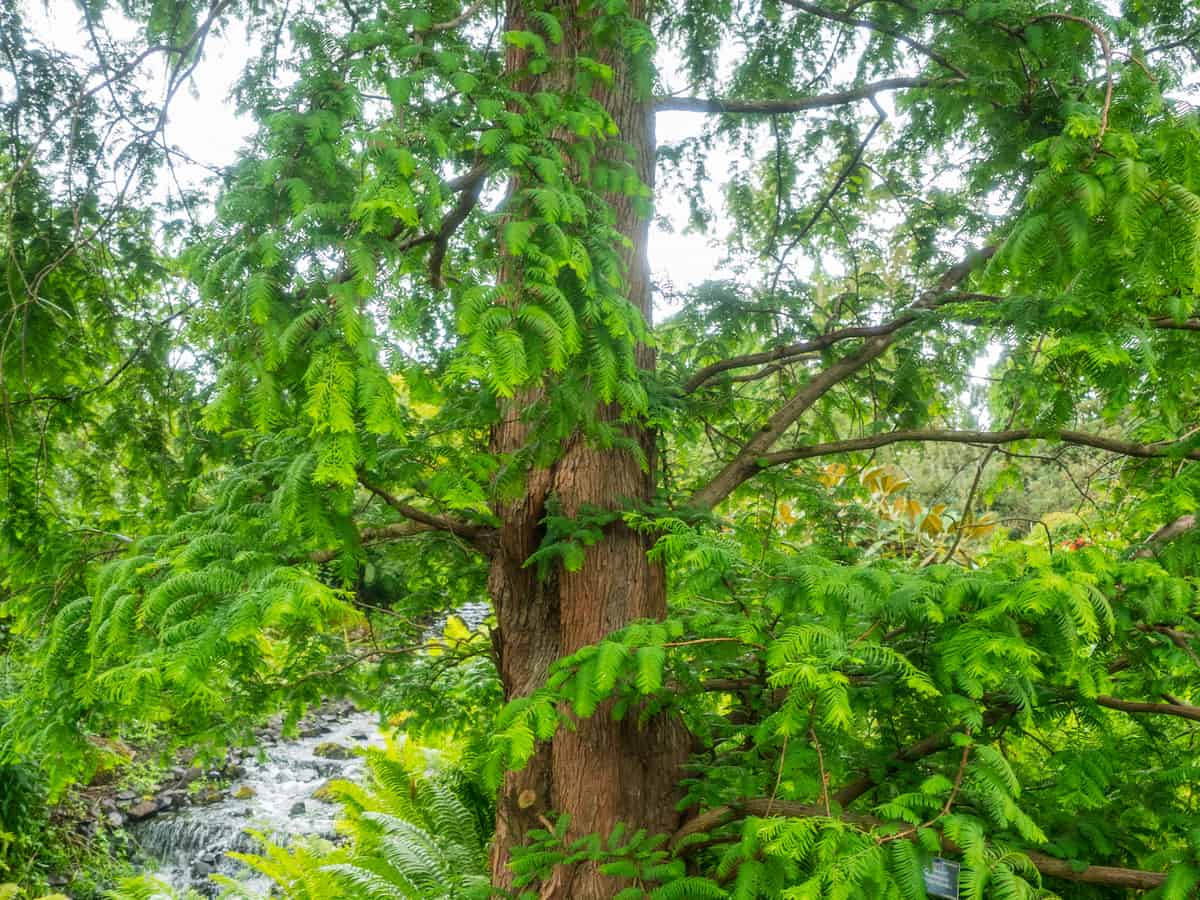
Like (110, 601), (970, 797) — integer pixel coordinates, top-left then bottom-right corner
(129, 704), (385, 895)
(313, 742), (354, 760)
(128, 799), (159, 820)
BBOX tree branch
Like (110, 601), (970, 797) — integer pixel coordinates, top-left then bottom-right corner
(1095, 694), (1200, 723)
(767, 96), (886, 297)
(1132, 513), (1198, 557)
(654, 77), (942, 114)
(689, 336), (893, 509)
(672, 800), (1166, 889)
(310, 522), (440, 563)
(832, 704), (1016, 808)
(1032, 14), (1114, 141)
(428, 0), (488, 31)
(779, 0), (970, 79)
(683, 292), (1000, 394)
(427, 161), (489, 288)
(757, 429), (1200, 469)
(357, 475), (495, 548)
(687, 248), (997, 510)
(685, 302), (1188, 396)
(1136, 624), (1200, 668)
(1149, 316), (1200, 331)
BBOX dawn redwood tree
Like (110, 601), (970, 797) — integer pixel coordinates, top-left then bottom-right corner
(4, 0), (1200, 896)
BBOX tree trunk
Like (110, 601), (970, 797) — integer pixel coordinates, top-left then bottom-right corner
(487, 0), (689, 894)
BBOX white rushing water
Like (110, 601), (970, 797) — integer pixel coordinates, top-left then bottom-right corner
(131, 603), (492, 896)
(132, 709), (387, 896)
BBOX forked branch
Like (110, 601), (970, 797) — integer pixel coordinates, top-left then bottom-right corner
(687, 247), (997, 510)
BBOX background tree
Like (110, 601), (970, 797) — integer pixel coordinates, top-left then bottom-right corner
(2, 0), (1200, 897)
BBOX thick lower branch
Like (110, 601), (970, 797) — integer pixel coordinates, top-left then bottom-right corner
(1151, 317), (1200, 330)
(1095, 694), (1200, 722)
(688, 335), (894, 509)
(832, 703), (1017, 808)
(1133, 513), (1197, 557)
(427, 161), (489, 288)
(760, 429), (1200, 468)
(309, 521), (438, 562)
(673, 800), (1166, 889)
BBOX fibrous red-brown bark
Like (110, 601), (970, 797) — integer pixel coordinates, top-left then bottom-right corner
(486, 0), (688, 895)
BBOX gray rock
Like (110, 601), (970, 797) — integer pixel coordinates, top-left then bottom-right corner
(116, 790), (137, 802)
(127, 799), (159, 820)
(289, 801), (307, 817)
(313, 742), (354, 760)
(107, 811), (125, 828)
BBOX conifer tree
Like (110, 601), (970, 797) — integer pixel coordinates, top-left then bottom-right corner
(3, 0), (1200, 896)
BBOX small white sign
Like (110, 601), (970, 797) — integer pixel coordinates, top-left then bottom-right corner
(923, 857), (960, 899)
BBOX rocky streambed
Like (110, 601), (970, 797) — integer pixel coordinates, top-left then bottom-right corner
(73, 604), (492, 895)
(127, 704), (386, 896)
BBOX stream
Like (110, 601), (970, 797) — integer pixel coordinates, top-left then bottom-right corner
(131, 602), (491, 896)
(132, 707), (387, 896)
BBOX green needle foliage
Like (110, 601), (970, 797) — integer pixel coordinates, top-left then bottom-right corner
(1, 0), (1200, 896)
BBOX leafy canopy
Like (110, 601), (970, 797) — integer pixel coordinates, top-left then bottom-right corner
(1, 0), (1200, 896)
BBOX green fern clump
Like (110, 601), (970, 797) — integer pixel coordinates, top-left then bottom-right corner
(232, 735), (492, 899)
